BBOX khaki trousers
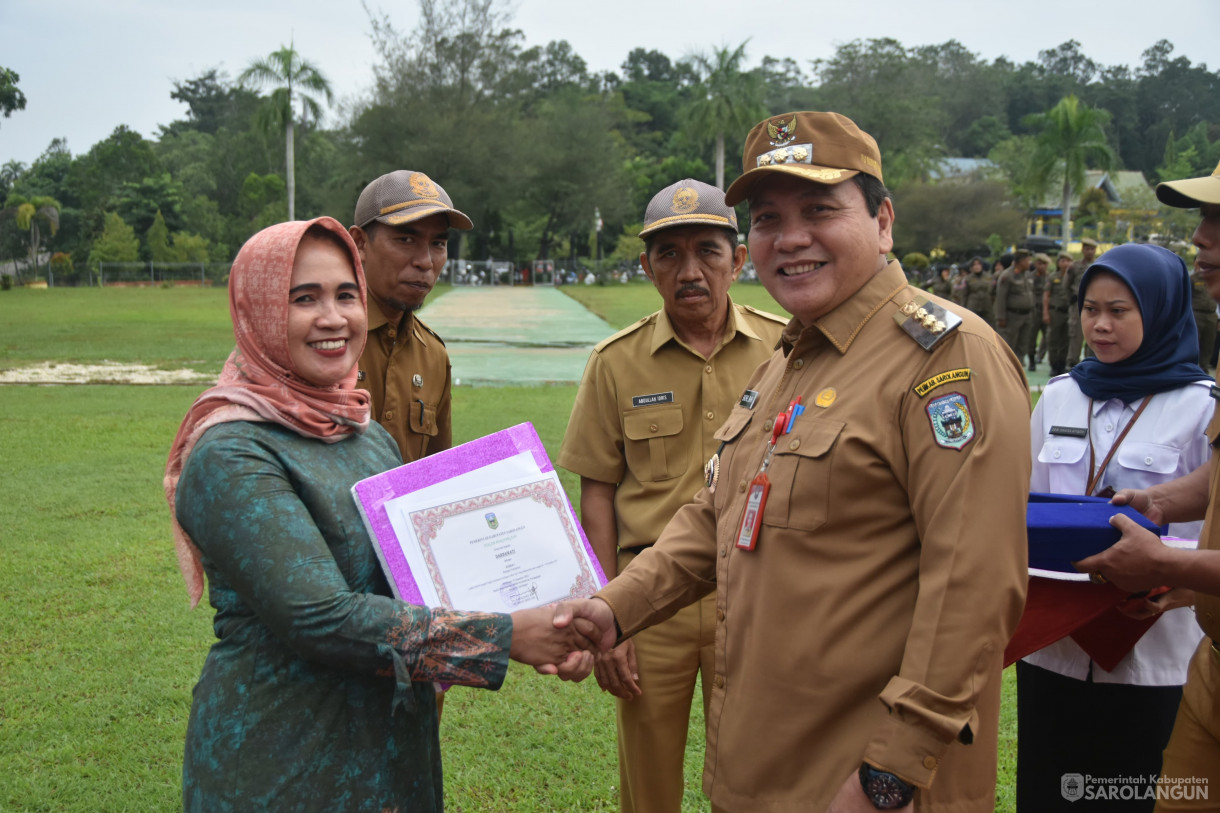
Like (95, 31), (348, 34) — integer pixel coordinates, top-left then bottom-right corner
(617, 549), (716, 813)
(1155, 639), (1220, 811)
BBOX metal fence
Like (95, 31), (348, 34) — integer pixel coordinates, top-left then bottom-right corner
(97, 261), (233, 287)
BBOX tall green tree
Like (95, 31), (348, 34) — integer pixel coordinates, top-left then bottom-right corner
(239, 44), (333, 221)
(0, 67), (27, 125)
(1025, 95), (1114, 247)
(89, 212), (140, 270)
(2, 193), (60, 282)
(682, 42), (766, 190)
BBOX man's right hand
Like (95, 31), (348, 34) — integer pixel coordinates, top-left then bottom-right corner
(1110, 488), (1166, 525)
(594, 638), (642, 699)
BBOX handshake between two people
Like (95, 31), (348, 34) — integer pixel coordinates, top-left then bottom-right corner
(507, 598), (631, 687)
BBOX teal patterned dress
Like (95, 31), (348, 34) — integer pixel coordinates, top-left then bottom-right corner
(175, 420), (513, 812)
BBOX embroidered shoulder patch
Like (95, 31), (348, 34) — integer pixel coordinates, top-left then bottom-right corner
(926, 392), (975, 451)
(913, 368), (971, 398)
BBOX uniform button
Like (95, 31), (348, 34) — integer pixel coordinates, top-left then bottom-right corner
(385, 410), (394, 420)
(650, 424), (658, 433)
(706, 411), (715, 420)
(720, 547), (728, 558)
(739, 481), (746, 493)
(923, 756), (937, 770)
(1145, 456), (1154, 465)
(793, 358), (804, 369)
(717, 609), (725, 621)
(1105, 424), (1114, 432)
(705, 365), (713, 374)
(789, 439), (800, 450)
(714, 674), (725, 688)
(764, 420), (773, 432)
(1053, 450), (1061, 459)
(387, 329), (396, 339)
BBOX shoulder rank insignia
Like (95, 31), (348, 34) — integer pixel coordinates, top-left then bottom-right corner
(894, 295), (962, 351)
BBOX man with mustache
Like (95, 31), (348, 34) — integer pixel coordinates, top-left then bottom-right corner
(558, 178), (786, 813)
(563, 112), (1030, 812)
(349, 170), (472, 463)
(1077, 160), (1220, 810)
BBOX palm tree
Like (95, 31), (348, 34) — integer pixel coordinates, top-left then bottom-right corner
(682, 43), (767, 191)
(3, 192), (60, 284)
(1025, 95), (1114, 249)
(239, 44), (333, 221)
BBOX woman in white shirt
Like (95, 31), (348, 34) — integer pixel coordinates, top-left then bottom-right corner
(1018, 243), (1214, 811)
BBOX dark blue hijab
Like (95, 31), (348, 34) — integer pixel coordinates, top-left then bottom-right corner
(1069, 243), (1210, 403)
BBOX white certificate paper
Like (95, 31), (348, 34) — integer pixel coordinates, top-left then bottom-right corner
(383, 455), (601, 612)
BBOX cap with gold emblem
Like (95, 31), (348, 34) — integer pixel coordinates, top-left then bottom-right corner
(724, 111), (884, 206)
(1157, 159), (1220, 209)
(354, 170), (474, 231)
(639, 178), (738, 238)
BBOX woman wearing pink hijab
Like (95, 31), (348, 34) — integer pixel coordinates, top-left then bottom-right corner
(165, 218), (591, 812)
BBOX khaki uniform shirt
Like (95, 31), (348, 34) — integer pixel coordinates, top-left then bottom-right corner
(1196, 406), (1220, 641)
(1046, 268), (1073, 310)
(357, 303), (451, 463)
(558, 300), (787, 549)
(963, 271), (994, 321)
(994, 266), (1034, 322)
(598, 262), (1030, 812)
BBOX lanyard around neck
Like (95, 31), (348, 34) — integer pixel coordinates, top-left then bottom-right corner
(1085, 396), (1152, 497)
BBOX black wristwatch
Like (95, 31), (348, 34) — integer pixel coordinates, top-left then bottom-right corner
(858, 763), (915, 809)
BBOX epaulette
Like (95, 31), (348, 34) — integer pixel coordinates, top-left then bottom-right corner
(893, 293), (961, 351)
(592, 313), (655, 352)
(413, 315), (447, 347)
(740, 304), (790, 326)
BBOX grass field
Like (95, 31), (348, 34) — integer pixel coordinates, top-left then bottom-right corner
(0, 285), (1017, 811)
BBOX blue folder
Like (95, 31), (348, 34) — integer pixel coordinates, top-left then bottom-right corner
(1026, 492), (1166, 573)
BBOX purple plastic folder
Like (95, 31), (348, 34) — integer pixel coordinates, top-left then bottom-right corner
(351, 422), (607, 607)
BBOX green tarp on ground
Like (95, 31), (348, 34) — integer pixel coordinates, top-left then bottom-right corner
(417, 287), (614, 386)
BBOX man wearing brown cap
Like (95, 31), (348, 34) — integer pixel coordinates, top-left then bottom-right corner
(1077, 160), (1220, 810)
(994, 248), (1035, 367)
(558, 179), (786, 813)
(565, 113), (1030, 812)
(1066, 237), (1100, 368)
(1043, 251), (1075, 376)
(349, 170), (473, 463)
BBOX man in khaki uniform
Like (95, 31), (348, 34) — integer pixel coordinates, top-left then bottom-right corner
(1078, 160), (1220, 810)
(1043, 252), (1075, 376)
(349, 170), (470, 462)
(1066, 237), (1099, 368)
(1029, 253), (1050, 368)
(566, 111), (1030, 812)
(994, 248), (1035, 367)
(961, 255), (994, 326)
(1191, 267), (1217, 372)
(559, 179), (786, 813)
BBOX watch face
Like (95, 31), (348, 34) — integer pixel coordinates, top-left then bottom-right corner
(861, 767), (914, 810)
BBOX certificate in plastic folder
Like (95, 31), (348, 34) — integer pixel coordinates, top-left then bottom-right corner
(351, 423), (606, 612)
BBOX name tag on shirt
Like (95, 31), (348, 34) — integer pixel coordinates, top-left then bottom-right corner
(739, 389), (759, 410)
(632, 391), (674, 408)
(1049, 425), (1088, 437)
(1211, 385), (1220, 400)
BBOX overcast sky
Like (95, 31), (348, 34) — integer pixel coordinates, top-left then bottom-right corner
(2, 0), (1217, 168)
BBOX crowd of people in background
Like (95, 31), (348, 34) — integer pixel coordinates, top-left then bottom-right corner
(917, 241), (1220, 376)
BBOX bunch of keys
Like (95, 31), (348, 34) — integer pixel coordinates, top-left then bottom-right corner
(735, 398), (801, 551)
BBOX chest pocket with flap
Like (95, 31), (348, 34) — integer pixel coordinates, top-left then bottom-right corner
(623, 405), (686, 482)
(764, 418), (844, 531)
